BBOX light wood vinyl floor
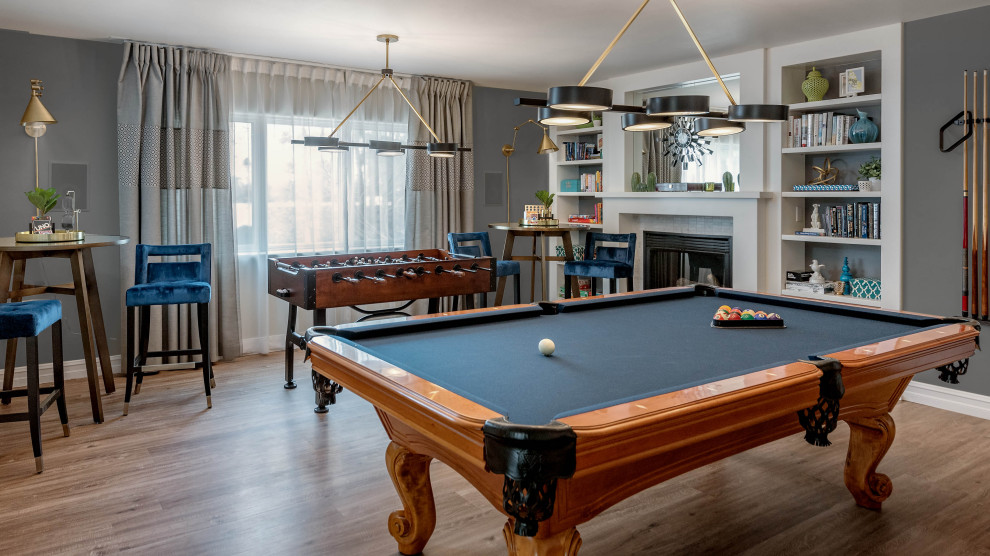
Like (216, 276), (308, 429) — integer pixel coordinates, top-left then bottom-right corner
(1, 353), (989, 555)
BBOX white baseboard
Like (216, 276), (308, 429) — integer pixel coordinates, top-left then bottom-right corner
(902, 380), (990, 420)
(6, 356), (121, 388)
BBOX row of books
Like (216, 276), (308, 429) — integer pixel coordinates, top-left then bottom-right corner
(796, 202), (881, 239)
(787, 113), (863, 148)
(579, 171), (602, 192)
(563, 140), (602, 161)
(567, 202), (603, 224)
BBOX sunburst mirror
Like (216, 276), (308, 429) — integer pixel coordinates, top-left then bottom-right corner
(662, 118), (713, 170)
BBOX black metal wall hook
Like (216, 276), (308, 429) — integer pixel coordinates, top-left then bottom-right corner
(940, 110), (975, 152)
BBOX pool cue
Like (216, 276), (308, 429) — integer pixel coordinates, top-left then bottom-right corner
(984, 69), (989, 319)
(964, 70), (970, 317)
(974, 71), (981, 317)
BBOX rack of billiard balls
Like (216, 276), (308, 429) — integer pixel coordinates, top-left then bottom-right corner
(712, 305), (784, 328)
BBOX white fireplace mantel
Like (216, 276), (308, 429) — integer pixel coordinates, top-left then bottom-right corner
(600, 192), (770, 292)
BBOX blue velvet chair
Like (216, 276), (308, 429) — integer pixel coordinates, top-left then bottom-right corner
(564, 233), (637, 298)
(0, 300), (69, 473)
(447, 232), (521, 306)
(124, 243), (213, 415)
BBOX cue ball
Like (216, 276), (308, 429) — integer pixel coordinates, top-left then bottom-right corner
(539, 338), (555, 356)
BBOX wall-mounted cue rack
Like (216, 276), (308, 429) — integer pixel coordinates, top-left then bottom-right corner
(940, 70), (990, 320)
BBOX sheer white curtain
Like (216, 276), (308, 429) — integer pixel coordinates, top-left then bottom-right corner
(229, 58), (410, 353)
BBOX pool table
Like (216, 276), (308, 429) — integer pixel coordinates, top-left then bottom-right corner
(306, 285), (980, 555)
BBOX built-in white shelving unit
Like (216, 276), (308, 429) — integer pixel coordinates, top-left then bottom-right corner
(767, 25), (902, 309)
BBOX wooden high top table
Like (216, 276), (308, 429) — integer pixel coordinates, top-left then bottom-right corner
(488, 222), (584, 304)
(0, 235), (129, 423)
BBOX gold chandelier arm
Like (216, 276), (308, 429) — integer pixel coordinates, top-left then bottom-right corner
(669, 0), (737, 106)
(388, 75), (442, 142)
(579, 0), (651, 86)
(328, 75), (388, 138)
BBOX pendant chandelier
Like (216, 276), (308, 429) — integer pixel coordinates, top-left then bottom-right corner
(294, 35), (463, 157)
(516, 0), (788, 136)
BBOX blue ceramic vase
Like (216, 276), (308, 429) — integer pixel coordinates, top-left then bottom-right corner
(848, 109), (878, 144)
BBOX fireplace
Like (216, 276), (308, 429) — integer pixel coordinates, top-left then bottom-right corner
(643, 231), (732, 289)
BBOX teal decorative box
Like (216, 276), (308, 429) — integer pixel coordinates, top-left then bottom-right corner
(560, 179), (580, 192)
(849, 278), (881, 300)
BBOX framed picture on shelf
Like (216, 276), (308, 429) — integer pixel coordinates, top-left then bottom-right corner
(844, 67), (865, 96)
(838, 72), (848, 97)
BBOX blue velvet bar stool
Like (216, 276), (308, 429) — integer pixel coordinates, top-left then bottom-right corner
(0, 300), (69, 473)
(448, 232), (521, 307)
(564, 233), (637, 298)
(123, 243), (213, 415)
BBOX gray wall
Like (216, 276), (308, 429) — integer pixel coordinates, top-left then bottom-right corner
(0, 29), (122, 364)
(472, 86), (549, 303)
(905, 6), (990, 395)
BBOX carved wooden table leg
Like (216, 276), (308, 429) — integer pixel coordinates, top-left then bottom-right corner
(844, 413), (896, 509)
(386, 441), (437, 555)
(503, 523), (582, 556)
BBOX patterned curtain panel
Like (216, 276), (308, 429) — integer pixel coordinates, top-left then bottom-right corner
(117, 42), (241, 361)
(643, 128), (681, 184)
(405, 77), (474, 250)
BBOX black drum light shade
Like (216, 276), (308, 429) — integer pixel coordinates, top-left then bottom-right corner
(547, 86), (613, 111)
(728, 103), (790, 122)
(537, 106), (593, 126)
(621, 113), (674, 131)
(647, 95), (710, 116)
(694, 117), (745, 136)
(369, 140), (403, 156)
(427, 142), (457, 158)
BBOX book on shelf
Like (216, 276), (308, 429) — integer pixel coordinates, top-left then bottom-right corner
(784, 280), (837, 294)
(794, 230), (825, 236)
(817, 202), (881, 239)
(568, 202), (603, 225)
(563, 141), (602, 161)
(579, 170), (602, 192)
(788, 113), (858, 148)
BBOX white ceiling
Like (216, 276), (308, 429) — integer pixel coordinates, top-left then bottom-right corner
(2, 0), (989, 91)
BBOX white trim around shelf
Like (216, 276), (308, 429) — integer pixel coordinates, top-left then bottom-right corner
(781, 191), (882, 198)
(557, 158), (603, 166)
(788, 93), (882, 112)
(598, 191), (769, 199)
(780, 289), (882, 307)
(782, 143), (880, 154)
(556, 192), (602, 197)
(781, 234), (882, 245)
(555, 125), (603, 136)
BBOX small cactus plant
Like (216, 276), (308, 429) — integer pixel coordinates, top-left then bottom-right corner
(722, 171), (735, 192)
(645, 171), (657, 191)
(630, 172), (643, 191)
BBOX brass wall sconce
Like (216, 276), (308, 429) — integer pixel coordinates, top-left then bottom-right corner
(502, 120), (559, 222)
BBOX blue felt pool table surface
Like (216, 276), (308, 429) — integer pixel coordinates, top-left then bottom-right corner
(330, 288), (946, 426)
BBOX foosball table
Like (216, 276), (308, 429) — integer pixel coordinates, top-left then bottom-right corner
(268, 248), (496, 411)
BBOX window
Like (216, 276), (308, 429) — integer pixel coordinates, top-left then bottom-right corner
(231, 115), (407, 257)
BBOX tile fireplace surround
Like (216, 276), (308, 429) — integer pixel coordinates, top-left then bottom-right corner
(600, 192), (769, 292)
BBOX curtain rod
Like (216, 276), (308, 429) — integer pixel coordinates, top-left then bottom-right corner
(108, 36), (471, 84)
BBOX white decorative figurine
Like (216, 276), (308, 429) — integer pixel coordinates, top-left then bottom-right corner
(809, 259), (826, 284)
(804, 204), (824, 233)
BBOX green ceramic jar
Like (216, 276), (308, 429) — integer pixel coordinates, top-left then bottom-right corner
(801, 67), (829, 102)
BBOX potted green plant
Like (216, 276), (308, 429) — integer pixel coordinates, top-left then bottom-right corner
(858, 156), (881, 191)
(25, 186), (59, 233)
(534, 190), (557, 225)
